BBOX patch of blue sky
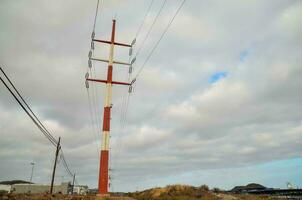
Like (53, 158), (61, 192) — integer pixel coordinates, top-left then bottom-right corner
(158, 157), (302, 190)
(240, 49), (250, 62)
(209, 71), (228, 83)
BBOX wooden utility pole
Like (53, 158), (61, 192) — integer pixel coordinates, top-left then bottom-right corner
(71, 173), (76, 194)
(86, 19), (133, 195)
(50, 137), (61, 194)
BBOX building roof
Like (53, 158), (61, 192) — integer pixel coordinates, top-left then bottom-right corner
(0, 180), (32, 185)
(230, 183), (266, 193)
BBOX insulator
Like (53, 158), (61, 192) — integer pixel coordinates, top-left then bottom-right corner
(88, 59), (92, 68)
(131, 38), (136, 46)
(129, 66), (133, 74)
(91, 31), (95, 39)
(91, 41), (94, 50)
(129, 47), (133, 56)
(85, 72), (89, 79)
(88, 50), (92, 58)
(85, 80), (89, 89)
(131, 57), (136, 65)
(131, 78), (136, 85)
(128, 85), (132, 93)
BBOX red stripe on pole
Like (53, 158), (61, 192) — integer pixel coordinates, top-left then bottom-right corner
(111, 20), (116, 43)
(99, 150), (109, 194)
(102, 107), (111, 131)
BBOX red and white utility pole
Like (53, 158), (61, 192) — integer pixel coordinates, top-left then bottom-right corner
(86, 19), (134, 195)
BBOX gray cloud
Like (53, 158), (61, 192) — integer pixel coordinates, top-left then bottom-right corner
(1, 0), (302, 192)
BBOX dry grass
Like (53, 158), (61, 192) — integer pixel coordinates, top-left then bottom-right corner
(127, 184), (219, 200)
(126, 185), (278, 200)
(0, 185), (279, 200)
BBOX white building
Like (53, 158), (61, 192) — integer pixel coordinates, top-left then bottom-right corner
(73, 185), (88, 195)
(0, 185), (11, 193)
(11, 182), (71, 194)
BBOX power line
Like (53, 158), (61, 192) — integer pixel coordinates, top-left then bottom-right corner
(89, 67), (102, 143)
(111, 1), (163, 169)
(0, 69), (57, 147)
(88, 0), (103, 156)
(133, 0), (187, 80)
(135, 0), (168, 57)
(134, 0), (155, 39)
(86, 87), (100, 155)
(0, 67), (58, 145)
(60, 150), (73, 177)
(93, 0), (100, 32)
(0, 67), (77, 184)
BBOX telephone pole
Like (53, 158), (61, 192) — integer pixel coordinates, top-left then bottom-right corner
(86, 19), (133, 195)
(29, 162), (35, 183)
(71, 173), (76, 194)
(50, 137), (61, 194)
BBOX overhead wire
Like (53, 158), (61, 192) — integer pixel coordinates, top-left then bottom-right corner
(86, 86), (100, 155)
(110, 0), (161, 189)
(91, 0), (102, 135)
(87, 0), (103, 154)
(111, 0), (188, 176)
(115, 0), (159, 150)
(134, 0), (155, 40)
(117, 0), (159, 135)
(133, 0), (187, 80)
(89, 67), (102, 146)
(118, 0), (157, 129)
(0, 68), (57, 147)
(0, 67), (57, 145)
(0, 67), (78, 184)
(60, 150), (73, 177)
(93, 0), (100, 31)
(135, 0), (168, 57)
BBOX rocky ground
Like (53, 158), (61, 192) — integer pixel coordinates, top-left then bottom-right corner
(125, 185), (277, 200)
(0, 185), (278, 200)
(0, 193), (136, 200)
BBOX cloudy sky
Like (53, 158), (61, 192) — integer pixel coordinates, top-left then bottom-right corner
(1, 0), (302, 192)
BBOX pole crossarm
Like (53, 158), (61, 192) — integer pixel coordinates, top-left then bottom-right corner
(91, 58), (131, 66)
(93, 39), (131, 47)
(87, 78), (131, 86)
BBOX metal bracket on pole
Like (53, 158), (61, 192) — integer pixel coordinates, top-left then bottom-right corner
(93, 39), (132, 48)
(90, 58), (131, 66)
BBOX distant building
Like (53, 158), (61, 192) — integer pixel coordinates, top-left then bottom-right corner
(0, 185), (11, 193)
(0, 180), (32, 193)
(88, 188), (98, 195)
(73, 185), (88, 195)
(230, 183), (266, 193)
(11, 182), (71, 194)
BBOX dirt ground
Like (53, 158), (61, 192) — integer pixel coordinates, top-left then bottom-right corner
(0, 193), (278, 200)
(0, 193), (135, 200)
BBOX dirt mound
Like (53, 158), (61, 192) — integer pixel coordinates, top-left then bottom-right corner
(127, 184), (217, 200)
